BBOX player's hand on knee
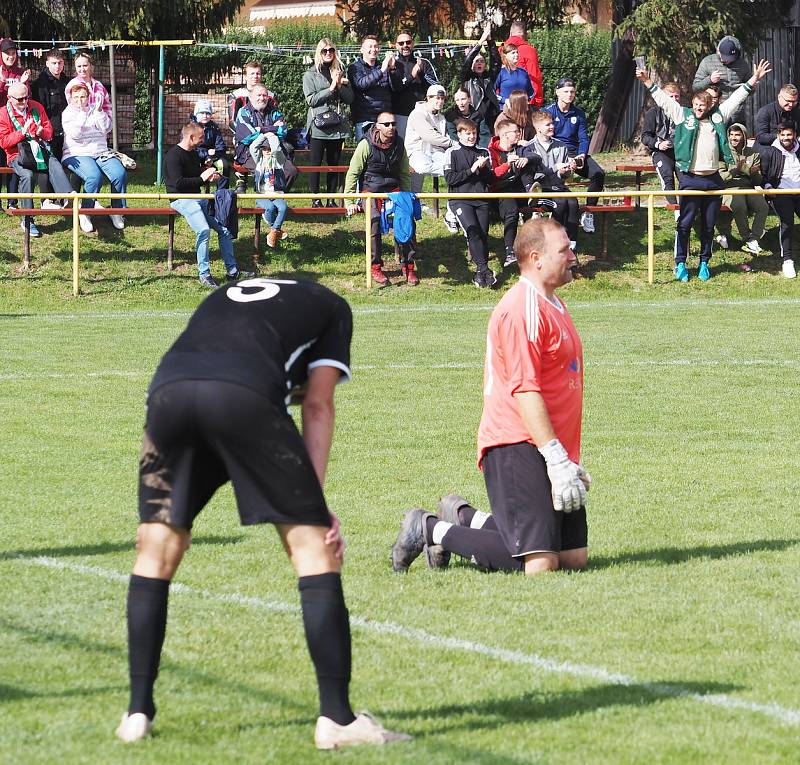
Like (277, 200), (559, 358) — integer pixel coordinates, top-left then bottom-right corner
(325, 511), (346, 561)
(538, 439), (587, 513)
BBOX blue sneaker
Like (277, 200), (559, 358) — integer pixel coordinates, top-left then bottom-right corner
(674, 262), (689, 282)
(21, 219), (41, 238)
(698, 261), (711, 281)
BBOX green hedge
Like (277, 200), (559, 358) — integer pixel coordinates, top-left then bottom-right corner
(142, 24), (612, 142)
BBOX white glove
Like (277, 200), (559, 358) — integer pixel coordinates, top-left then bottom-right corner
(537, 439), (591, 513)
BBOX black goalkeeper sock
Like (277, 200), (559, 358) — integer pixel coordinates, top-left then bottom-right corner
(298, 572), (356, 726)
(440, 526), (523, 572)
(127, 574), (170, 719)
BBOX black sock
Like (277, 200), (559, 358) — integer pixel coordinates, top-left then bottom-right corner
(127, 574), (170, 719)
(440, 526), (523, 572)
(425, 515), (438, 540)
(298, 573), (356, 726)
(457, 503), (478, 527)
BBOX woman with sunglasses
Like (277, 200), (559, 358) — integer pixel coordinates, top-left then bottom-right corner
(302, 39), (354, 208)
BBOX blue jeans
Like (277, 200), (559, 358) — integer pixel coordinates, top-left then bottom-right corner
(11, 155), (73, 211)
(62, 155), (128, 209)
(170, 198), (237, 277)
(256, 197), (288, 230)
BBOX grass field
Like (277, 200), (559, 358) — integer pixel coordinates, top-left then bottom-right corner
(2, 157), (800, 763)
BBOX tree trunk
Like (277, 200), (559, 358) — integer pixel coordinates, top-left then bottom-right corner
(589, 29), (635, 153)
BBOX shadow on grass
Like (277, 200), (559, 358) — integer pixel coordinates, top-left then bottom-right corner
(591, 538), (799, 570)
(0, 534), (245, 562)
(0, 682), (123, 703)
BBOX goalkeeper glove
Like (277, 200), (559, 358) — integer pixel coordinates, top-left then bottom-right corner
(537, 439), (591, 513)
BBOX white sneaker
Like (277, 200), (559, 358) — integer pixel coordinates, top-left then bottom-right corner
(742, 239), (762, 255)
(443, 208), (459, 233)
(41, 199), (61, 210)
(714, 234), (729, 249)
(580, 211), (595, 233)
(314, 712), (412, 750)
(79, 214), (94, 233)
(782, 259), (796, 279)
(110, 213), (125, 230)
(115, 712), (153, 743)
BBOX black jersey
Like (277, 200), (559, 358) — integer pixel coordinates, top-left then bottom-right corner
(149, 278), (352, 404)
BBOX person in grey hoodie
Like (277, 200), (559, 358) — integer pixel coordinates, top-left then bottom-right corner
(693, 36), (751, 126)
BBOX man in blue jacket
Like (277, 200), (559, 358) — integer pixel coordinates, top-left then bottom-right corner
(347, 36), (402, 143)
(543, 77), (605, 234)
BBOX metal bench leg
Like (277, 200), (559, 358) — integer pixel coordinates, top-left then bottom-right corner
(602, 215), (609, 260)
(254, 213), (261, 260)
(432, 176), (440, 218)
(23, 216), (31, 270)
(167, 216), (174, 270)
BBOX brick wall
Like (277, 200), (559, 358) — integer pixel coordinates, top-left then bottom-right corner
(163, 92), (234, 149)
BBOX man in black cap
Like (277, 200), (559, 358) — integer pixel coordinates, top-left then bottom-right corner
(693, 36), (751, 125)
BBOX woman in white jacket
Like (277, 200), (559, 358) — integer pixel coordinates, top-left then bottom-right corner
(61, 82), (127, 233)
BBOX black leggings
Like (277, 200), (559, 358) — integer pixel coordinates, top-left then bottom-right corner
(449, 199), (490, 270)
(308, 137), (344, 195)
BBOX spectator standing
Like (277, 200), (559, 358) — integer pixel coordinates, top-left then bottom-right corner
(61, 82), (127, 233)
(543, 77), (605, 233)
(504, 20), (544, 108)
(165, 121), (253, 288)
(344, 112), (417, 286)
(759, 121), (800, 278)
(693, 36), (751, 126)
(347, 36), (400, 143)
(445, 87), (490, 147)
(494, 44), (533, 108)
(636, 59), (771, 282)
(0, 38), (30, 208)
(716, 122), (768, 263)
(443, 117), (497, 288)
(303, 38), (354, 208)
(755, 84), (800, 149)
(65, 53), (112, 119)
(391, 32), (438, 138)
(641, 81), (680, 206)
(31, 49), (68, 160)
(0, 82), (74, 237)
(461, 24), (502, 139)
(190, 99), (230, 190)
(405, 83), (453, 195)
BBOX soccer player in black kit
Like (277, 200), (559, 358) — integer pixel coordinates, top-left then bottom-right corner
(116, 277), (410, 750)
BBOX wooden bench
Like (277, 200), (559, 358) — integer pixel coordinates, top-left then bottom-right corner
(238, 204), (354, 254)
(5, 206), (179, 270)
(584, 196), (636, 258)
(615, 164), (656, 207)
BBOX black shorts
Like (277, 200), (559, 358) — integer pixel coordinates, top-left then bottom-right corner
(483, 441), (587, 556)
(139, 379), (330, 530)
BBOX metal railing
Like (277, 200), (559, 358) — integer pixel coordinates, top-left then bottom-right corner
(2, 187), (796, 294)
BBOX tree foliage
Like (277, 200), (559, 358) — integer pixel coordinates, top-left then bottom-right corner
(335, 0), (578, 40)
(616, 0), (793, 90)
(0, 0), (245, 42)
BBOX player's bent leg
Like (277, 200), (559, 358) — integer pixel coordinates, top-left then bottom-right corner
(523, 552), (560, 575)
(559, 547), (588, 571)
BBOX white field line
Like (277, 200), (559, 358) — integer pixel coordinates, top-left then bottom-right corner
(4, 296), (800, 323)
(2, 357), (800, 383)
(16, 555), (800, 727)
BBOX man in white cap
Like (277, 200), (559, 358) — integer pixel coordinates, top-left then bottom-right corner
(693, 36), (751, 125)
(405, 83), (454, 194)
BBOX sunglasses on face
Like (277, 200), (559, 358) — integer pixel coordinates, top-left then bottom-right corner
(321, 47), (336, 54)
(377, 121), (397, 127)
(12, 95), (29, 101)
(397, 40), (413, 46)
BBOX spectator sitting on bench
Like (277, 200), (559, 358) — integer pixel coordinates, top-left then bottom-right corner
(445, 87), (490, 148)
(62, 82), (127, 233)
(233, 84), (298, 195)
(250, 132), (289, 248)
(191, 98), (230, 190)
(0, 81), (73, 238)
(542, 76), (605, 234)
(228, 60), (264, 193)
(405, 83), (453, 198)
(166, 121), (253, 289)
(522, 110), (580, 253)
(500, 89), (536, 142)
